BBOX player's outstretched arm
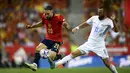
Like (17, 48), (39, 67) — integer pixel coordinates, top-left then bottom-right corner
(72, 22), (89, 33)
(111, 14), (119, 32)
(26, 20), (43, 29)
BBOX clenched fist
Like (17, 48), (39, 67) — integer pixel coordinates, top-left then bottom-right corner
(26, 25), (33, 29)
(110, 13), (116, 20)
(72, 27), (79, 33)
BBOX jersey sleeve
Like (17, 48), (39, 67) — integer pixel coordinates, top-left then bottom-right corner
(86, 16), (94, 25)
(104, 19), (114, 29)
(109, 20), (114, 29)
(59, 15), (65, 24)
(100, 18), (114, 29)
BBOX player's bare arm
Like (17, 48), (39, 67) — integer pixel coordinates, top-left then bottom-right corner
(72, 22), (89, 33)
(63, 21), (71, 31)
(111, 14), (119, 32)
(26, 20), (43, 29)
(112, 20), (118, 32)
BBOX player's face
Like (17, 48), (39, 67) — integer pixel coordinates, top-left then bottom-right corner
(98, 8), (104, 17)
(44, 10), (53, 20)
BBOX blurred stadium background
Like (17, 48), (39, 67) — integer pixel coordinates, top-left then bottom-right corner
(0, 0), (130, 73)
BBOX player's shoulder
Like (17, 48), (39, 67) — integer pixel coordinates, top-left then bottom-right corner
(55, 14), (64, 18)
(42, 14), (46, 19)
(55, 14), (64, 20)
(55, 14), (61, 16)
(105, 17), (113, 22)
(91, 15), (99, 18)
(88, 15), (98, 20)
(106, 17), (112, 21)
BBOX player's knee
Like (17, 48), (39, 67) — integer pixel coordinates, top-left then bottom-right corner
(36, 46), (41, 52)
(36, 44), (47, 52)
(36, 46), (44, 52)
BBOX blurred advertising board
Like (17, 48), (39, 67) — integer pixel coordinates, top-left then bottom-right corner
(5, 45), (130, 68)
(39, 55), (130, 68)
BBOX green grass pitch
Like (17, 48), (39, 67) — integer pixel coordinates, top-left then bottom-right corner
(0, 68), (129, 73)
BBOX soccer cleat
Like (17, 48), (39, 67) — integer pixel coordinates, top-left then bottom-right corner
(47, 57), (55, 69)
(24, 62), (37, 71)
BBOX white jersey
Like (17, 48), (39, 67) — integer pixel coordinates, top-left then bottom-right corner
(86, 15), (114, 44)
(77, 15), (114, 58)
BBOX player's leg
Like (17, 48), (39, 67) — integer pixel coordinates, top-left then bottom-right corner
(51, 42), (66, 61)
(39, 41), (63, 69)
(50, 43), (61, 60)
(54, 49), (84, 67)
(46, 43), (62, 69)
(46, 51), (66, 65)
(47, 51), (66, 68)
(45, 50), (57, 69)
(52, 42), (89, 69)
(54, 53), (65, 61)
(25, 43), (47, 71)
(34, 43), (47, 64)
(93, 49), (118, 73)
(102, 58), (118, 73)
(102, 49), (118, 73)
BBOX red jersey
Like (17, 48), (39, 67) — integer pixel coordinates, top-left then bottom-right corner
(42, 14), (65, 42)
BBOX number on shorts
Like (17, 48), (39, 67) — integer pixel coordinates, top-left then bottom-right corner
(54, 43), (60, 49)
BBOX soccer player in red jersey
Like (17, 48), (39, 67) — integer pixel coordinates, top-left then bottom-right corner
(25, 6), (70, 71)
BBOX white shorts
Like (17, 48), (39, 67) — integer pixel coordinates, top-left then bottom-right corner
(77, 42), (109, 59)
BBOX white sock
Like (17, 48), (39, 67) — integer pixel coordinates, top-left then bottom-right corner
(110, 64), (118, 73)
(55, 54), (73, 67)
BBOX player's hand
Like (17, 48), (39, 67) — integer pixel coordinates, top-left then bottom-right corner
(72, 27), (79, 33)
(110, 13), (116, 20)
(26, 25), (33, 29)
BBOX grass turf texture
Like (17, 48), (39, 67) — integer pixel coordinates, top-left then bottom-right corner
(0, 68), (129, 73)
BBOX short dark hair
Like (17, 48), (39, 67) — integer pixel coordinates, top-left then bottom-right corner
(102, 0), (112, 12)
(44, 6), (53, 10)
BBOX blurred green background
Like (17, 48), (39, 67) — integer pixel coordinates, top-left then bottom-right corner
(0, 68), (130, 73)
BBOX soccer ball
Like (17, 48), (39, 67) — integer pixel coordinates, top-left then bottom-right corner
(40, 49), (49, 59)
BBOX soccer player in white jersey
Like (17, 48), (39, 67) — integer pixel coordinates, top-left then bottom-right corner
(50, 7), (118, 73)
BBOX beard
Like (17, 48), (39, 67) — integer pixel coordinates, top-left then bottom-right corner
(46, 16), (52, 20)
(98, 15), (105, 20)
